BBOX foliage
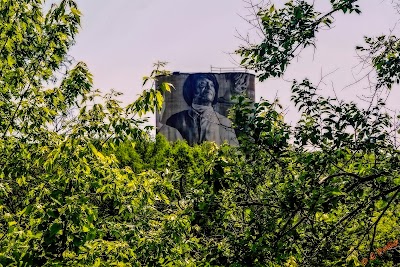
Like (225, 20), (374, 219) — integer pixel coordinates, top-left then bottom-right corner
(356, 35), (400, 89)
(234, 0), (400, 265)
(0, 1), (175, 266)
(1, 0), (400, 267)
(237, 0), (360, 81)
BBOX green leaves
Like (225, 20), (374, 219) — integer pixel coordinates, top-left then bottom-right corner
(1, 0), (400, 266)
(128, 63), (174, 117)
(357, 35), (400, 89)
(237, 0), (361, 81)
(291, 79), (391, 151)
(49, 223), (63, 237)
(330, 0), (361, 14)
(0, 1), (178, 265)
(237, 1), (323, 80)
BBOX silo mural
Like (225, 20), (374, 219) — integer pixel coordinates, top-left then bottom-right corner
(156, 72), (255, 146)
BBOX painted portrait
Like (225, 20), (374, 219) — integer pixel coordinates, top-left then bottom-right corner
(156, 72), (254, 146)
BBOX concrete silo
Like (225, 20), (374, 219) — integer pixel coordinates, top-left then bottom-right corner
(156, 72), (255, 146)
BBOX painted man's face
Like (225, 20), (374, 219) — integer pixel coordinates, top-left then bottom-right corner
(193, 78), (215, 105)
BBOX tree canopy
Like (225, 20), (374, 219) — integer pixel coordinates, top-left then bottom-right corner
(1, 0), (400, 266)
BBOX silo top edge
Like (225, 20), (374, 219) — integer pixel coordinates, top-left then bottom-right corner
(156, 71), (256, 78)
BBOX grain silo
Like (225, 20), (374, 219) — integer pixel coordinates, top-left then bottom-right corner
(156, 71), (255, 146)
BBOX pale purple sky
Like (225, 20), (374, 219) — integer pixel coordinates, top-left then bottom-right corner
(67, 0), (400, 124)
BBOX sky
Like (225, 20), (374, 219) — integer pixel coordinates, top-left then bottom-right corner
(67, 0), (400, 125)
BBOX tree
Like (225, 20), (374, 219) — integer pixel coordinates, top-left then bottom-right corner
(0, 1), (176, 266)
(233, 0), (400, 265)
(237, 0), (362, 81)
(2, 0), (400, 266)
